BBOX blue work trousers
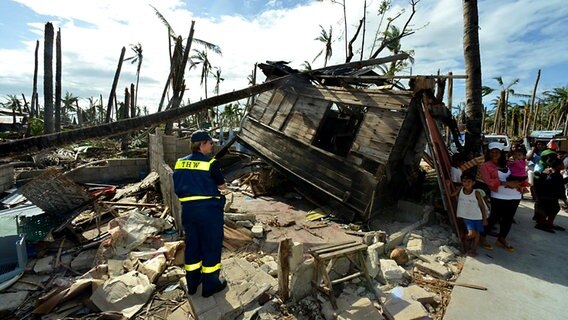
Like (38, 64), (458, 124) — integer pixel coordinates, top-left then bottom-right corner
(182, 202), (224, 294)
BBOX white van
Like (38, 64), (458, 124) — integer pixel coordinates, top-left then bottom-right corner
(483, 134), (511, 152)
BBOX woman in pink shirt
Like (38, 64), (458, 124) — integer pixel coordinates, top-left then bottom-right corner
(479, 142), (521, 252)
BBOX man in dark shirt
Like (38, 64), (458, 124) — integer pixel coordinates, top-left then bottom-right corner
(173, 130), (227, 297)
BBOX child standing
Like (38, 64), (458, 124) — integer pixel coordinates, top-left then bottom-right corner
(456, 172), (488, 256)
(508, 149), (530, 193)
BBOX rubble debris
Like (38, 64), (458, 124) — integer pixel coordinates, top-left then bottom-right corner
(0, 291), (29, 313)
(251, 223), (265, 238)
(379, 259), (407, 284)
(383, 293), (429, 320)
(414, 261), (451, 280)
(90, 270), (154, 318)
(111, 171), (159, 202)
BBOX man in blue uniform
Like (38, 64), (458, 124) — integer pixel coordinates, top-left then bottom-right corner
(173, 130), (227, 297)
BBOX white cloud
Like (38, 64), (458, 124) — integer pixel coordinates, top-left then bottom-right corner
(0, 0), (566, 114)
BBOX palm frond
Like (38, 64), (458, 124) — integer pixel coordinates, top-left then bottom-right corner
(150, 5), (176, 38)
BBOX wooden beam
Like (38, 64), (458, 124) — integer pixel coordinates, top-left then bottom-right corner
(317, 74), (467, 81)
(278, 238), (293, 302)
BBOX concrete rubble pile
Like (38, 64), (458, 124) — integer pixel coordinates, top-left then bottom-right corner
(0, 156), (471, 320)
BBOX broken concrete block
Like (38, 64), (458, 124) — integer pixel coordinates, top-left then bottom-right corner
(290, 259), (314, 302)
(379, 259), (406, 283)
(366, 242), (385, 278)
(0, 292), (29, 312)
(33, 256), (54, 274)
(406, 237), (423, 255)
(225, 213), (257, 223)
(236, 220), (254, 228)
(252, 224), (264, 238)
(440, 245), (461, 255)
(383, 295), (428, 320)
(436, 250), (454, 263)
(321, 292), (385, 320)
(386, 231), (407, 251)
(71, 249), (97, 272)
(415, 261), (451, 279)
(363, 232), (376, 245)
(289, 241), (304, 273)
(391, 285), (437, 305)
(260, 260), (279, 277)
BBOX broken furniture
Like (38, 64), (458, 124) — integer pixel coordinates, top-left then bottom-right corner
(309, 240), (375, 309)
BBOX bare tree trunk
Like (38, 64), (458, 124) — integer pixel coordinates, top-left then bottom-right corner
(130, 83), (136, 117)
(105, 47), (126, 123)
(113, 93), (118, 120)
(157, 72), (172, 113)
(21, 94), (29, 114)
(31, 40), (39, 118)
(462, 0), (484, 156)
(99, 94), (104, 123)
(165, 21), (195, 135)
(76, 100), (82, 126)
(360, 0), (367, 61)
(55, 28), (62, 132)
(123, 87), (130, 119)
(525, 69), (541, 136)
(43, 22), (55, 134)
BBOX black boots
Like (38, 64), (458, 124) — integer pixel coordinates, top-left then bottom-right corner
(202, 280), (227, 298)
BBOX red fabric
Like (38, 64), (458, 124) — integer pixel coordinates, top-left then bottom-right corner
(480, 161), (500, 192)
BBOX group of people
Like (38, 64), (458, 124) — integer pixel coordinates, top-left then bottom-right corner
(451, 139), (568, 256)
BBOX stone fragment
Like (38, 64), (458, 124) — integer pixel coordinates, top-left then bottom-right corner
(406, 237), (423, 255)
(33, 256), (54, 274)
(260, 260), (278, 277)
(391, 285), (437, 305)
(290, 259), (314, 302)
(236, 220), (254, 228)
(251, 224), (264, 238)
(383, 295), (428, 320)
(415, 261), (451, 279)
(363, 232), (376, 245)
(71, 249), (98, 272)
(289, 241), (304, 273)
(337, 296), (384, 320)
(0, 292), (29, 312)
(379, 259), (406, 283)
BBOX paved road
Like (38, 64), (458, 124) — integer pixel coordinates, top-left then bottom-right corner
(444, 200), (568, 320)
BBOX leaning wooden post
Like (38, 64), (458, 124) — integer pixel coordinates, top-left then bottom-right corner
(278, 238), (292, 302)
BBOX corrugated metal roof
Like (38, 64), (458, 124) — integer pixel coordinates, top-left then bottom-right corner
(1, 189), (27, 207)
(0, 204), (44, 218)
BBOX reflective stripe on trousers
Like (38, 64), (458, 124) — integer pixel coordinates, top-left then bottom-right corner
(184, 261), (221, 273)
(185, 261), (202, 272)
(179, 195), (221, 202)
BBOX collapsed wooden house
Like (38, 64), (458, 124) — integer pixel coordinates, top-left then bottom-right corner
(0, 54), (454, 223)
(237, 62), (439, 221)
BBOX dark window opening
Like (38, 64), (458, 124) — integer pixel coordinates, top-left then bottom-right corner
(313, 103), (365, 157)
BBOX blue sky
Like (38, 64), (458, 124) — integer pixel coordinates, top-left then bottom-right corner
(0, 0), (566, 114)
